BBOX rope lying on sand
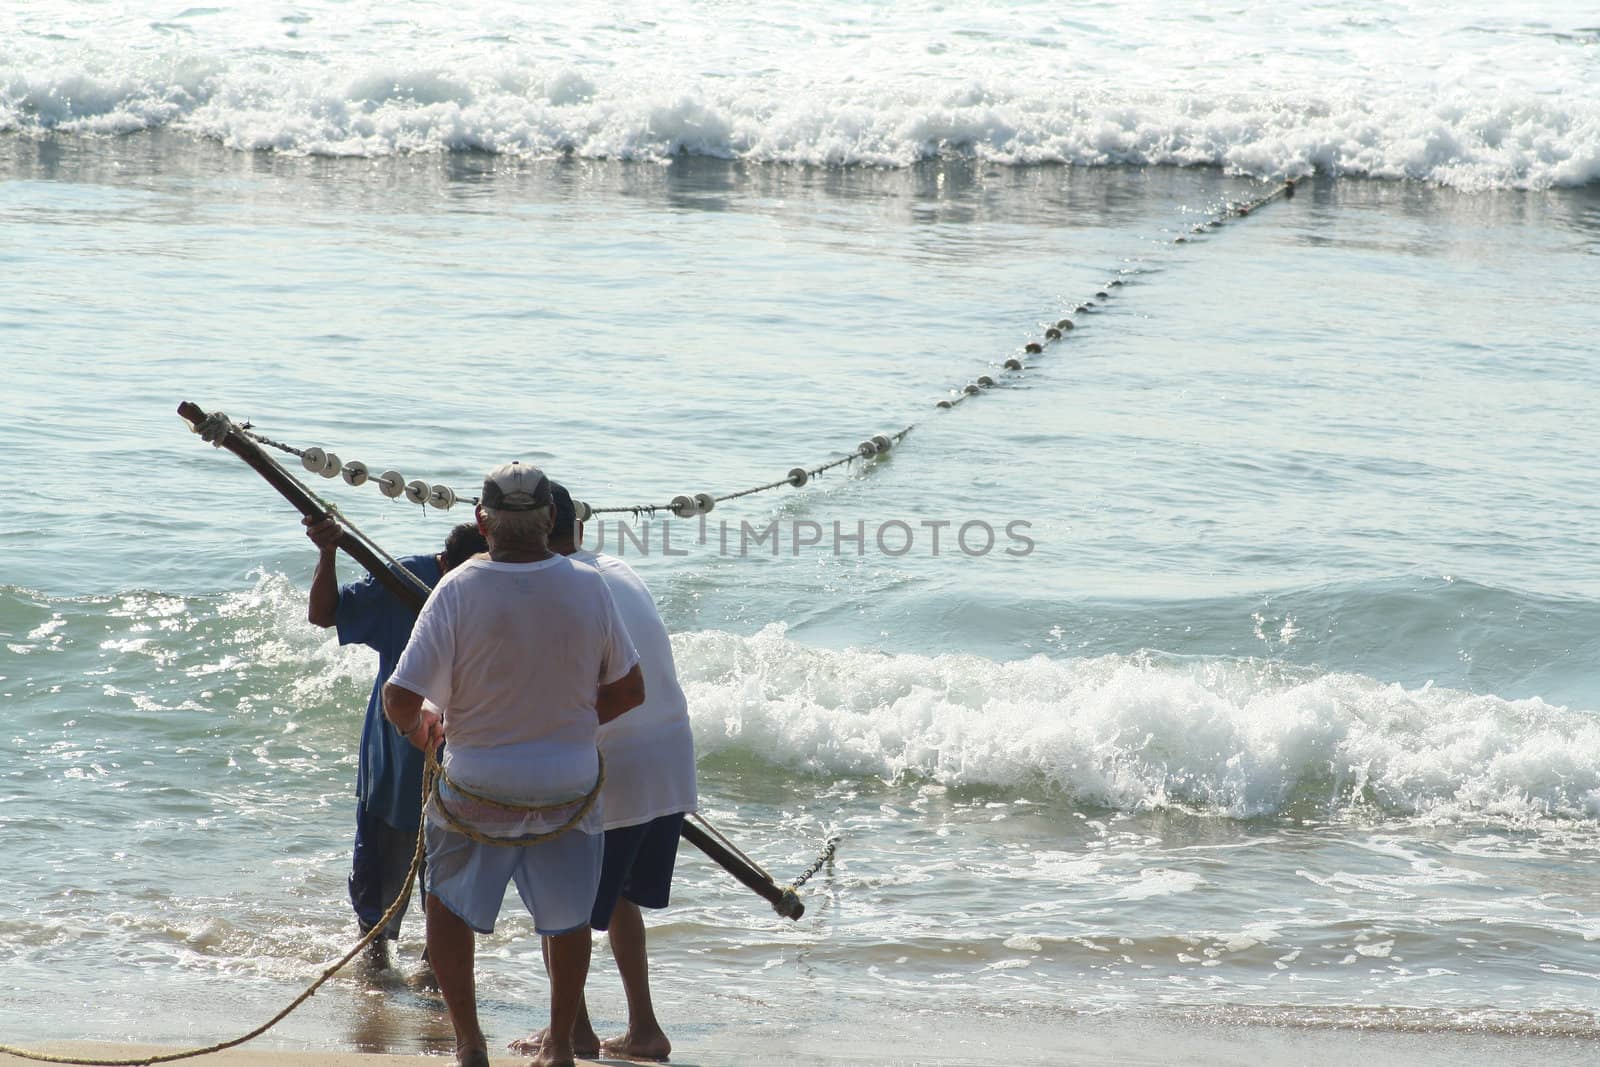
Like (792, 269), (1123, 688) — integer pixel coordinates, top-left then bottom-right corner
(0, 761), (435, 1067)
(180, 400), (834, 922)
(1, 178), (1300, 1065)
(0, 749), (835, 1066)
(2, 411), (837, 1065)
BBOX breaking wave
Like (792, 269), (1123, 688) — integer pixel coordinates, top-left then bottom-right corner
(3, 1), (1596, 190)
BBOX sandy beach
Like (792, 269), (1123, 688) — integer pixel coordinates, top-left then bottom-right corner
(17, 1016), (1600, 1067)
(6, 5), (1600, 1066)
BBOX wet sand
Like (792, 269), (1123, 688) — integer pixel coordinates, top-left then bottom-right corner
(16, 1017), (1600, 1067)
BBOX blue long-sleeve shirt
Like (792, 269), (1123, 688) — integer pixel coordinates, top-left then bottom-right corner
(334, 554), (441, 832)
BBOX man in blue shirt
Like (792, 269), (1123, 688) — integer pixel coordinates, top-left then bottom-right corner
(304, 514), (487, 969)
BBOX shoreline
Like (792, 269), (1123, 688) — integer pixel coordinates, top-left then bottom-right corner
(18, 1017), (1600, 1067)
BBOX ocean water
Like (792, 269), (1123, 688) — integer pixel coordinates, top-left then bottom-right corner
(3, 2), (1600, 1064)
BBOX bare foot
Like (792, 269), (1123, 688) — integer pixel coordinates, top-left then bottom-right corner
(506, 1032), (542, 1056)
(508, 1029), (599, 1060)
(359, 937), (393, 973)
(526, 1040), (576, 1067)
(600, 1029), (671, 1062)
(408, 965), (440, 992)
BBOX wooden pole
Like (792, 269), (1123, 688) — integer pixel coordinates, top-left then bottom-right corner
(177, 402), (426, 607)
(177, 401), (805, 921)
(682, 820), (805, 919)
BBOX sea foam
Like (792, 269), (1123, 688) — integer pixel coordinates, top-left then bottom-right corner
(26, 575), (1598, 829)
(677, 624), (1600, 824)
(3, 1), (1596, 190)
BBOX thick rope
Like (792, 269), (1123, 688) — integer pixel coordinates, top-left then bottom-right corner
(428, 752), (604, 847)
(0, 747), (604, 1066)
(9, 177), (1297, 1065)
(0, 756), (439, 1067)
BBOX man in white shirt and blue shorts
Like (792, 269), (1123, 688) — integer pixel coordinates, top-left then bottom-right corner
(511, 481), (698, 1063)
(383, 462), (644, 1067)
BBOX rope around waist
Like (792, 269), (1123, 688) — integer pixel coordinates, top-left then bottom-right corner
(426, 748), (605, 847)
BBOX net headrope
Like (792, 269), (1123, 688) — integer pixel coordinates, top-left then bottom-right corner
(229, 179), (1299, 511)
(931, 178), (1300, 409)
(1, 178), (1305, 1067)
(236, 421), (915, 521)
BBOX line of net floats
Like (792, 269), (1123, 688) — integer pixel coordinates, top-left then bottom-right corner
(239, 178), (1297, 522)
(241, 424), (915, 522)
(934, 176), (1298, 410)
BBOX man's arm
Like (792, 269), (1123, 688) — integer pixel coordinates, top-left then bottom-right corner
(596, 663), (645, 725)
(304, 515), (341, 628)
(383, 682), (443, 751)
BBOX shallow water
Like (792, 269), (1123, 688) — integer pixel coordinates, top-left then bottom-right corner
(3, 1), (1600, 1059)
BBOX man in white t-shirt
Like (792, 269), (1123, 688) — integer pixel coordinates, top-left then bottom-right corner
(383, 462), (644, 1067)
(510, 481), (698, 1063)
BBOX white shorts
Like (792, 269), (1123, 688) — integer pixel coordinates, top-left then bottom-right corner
(423, 822), (602, 936)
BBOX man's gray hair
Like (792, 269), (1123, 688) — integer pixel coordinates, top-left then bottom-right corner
(480, 504), (554, 548)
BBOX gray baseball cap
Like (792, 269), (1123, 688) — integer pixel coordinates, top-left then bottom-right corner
(480, 461), (551, 511)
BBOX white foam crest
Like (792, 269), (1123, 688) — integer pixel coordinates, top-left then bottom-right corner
(676, 626), (1600, 823)
(2, 52), (1595, 189)
(213, 570), (377, 706)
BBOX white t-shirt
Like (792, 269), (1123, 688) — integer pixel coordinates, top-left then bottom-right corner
(574, 550), (698, 829)
(388, 554), (638, 837)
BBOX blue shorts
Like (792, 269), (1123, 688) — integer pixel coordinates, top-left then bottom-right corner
(590, 813), (686, 931)
(350, 804), (422, 939)
(423, 822), (602, 936)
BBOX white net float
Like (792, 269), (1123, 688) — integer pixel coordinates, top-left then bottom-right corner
(936, 399), (953, 409)
(671, 494), (697, 518)
(301, 447), (327, 473)
(977, 376), (995, 387)
(427, 484), (456, 510)
(1004, 358), (1024, 370)
(963, 383), (981, 395)
(378, 470), (406, 498)
(694, 492), (715, 514)
(342, 460), (369, 487)
(857, 440), (879, 458)
(871, 433), (894, 452)
(404, 480), (430, 505)
(319, 451), (342, 478)
(788, 467), (809, 487)
(574, 500), (593, 522)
